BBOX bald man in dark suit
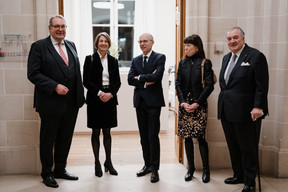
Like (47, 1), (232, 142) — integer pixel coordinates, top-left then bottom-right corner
(128, 33), (166, 183)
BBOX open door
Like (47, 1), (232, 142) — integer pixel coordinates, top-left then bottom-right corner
(175, 0), (185, 163)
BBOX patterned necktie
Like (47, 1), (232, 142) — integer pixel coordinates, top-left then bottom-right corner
(225, 54), (237, 84)
(58, 42), (69, 66)
(143, 56), (148, 67)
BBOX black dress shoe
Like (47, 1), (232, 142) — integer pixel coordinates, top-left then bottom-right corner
(43, 175), (59, 188)
(54, 171), (79, 180)
(242, 185), (256, 192)
(150, 170), (159, 183)
(184, 168), (195, 181)
(224, 177), (244, 184)
(202, 168), (210, 183)
(136, 166), (152, 177)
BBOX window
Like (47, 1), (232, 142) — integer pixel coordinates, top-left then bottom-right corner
(91, 0), (135, 67)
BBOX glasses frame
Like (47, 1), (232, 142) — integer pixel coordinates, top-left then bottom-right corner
(51, 25), (67, 30)
(138, 40), (152, 44)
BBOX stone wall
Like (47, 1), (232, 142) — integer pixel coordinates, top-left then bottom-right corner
(185, 0), (288, 177)
(0, 0), (58, 174)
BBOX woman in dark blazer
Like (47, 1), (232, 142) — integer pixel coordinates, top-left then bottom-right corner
(83, 32), (121, 177)
(176, 34), (214, 183)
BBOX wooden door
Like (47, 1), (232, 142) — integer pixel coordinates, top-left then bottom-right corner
(175, 0), (185, 163)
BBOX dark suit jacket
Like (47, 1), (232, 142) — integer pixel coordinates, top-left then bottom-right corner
(27, 36), (85, 114)
(128, 51), (166, 108)
(176, 56), (214, 106)
(83, 52), (121, 106)
(218, 44), (269, 122)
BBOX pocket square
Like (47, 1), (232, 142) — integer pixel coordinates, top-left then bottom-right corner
(241, 62), (250, 66)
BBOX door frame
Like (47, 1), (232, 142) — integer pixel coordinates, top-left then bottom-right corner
(58, 0), (64, 16)
(175, 0), (186, 163)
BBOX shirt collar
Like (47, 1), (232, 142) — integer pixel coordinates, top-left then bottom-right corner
(143, 50), (152, 58)
(97, 50), (107, 59)
(232, 44), (245, 57)
(50, 36), (64, 45)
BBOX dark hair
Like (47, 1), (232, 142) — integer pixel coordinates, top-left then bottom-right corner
(183, 34), (206, 59)
(94, 32), (111, 49)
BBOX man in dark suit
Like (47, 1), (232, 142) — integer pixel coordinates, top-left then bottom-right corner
(218, 26), (269, 192)
(27, 15), (85, 188)
(128, 33), (166, 183)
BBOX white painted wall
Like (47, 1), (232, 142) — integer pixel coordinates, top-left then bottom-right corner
(64, 0), (176, 133)
(75, 72), (169, 133)
(64, 0), (176, 70)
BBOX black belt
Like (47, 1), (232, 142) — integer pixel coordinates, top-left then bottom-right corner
(103, 85), (109, 89)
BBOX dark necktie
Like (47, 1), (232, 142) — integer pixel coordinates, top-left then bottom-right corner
(143, 56), (148, 67)
(225, 54), (237, 84)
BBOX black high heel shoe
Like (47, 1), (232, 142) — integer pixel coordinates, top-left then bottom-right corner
(104, 161), (118, 176)
(95, 164), (103, 177)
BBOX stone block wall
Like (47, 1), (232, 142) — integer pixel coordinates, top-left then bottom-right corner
(0, 0), (58, 175)
(185, 0), (288, 177)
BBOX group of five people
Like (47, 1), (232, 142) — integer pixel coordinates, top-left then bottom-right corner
(27, 15), (268, 192)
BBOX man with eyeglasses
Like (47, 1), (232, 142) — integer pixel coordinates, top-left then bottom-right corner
(27, 15), (85, 188)
(128, 33), (166, 183)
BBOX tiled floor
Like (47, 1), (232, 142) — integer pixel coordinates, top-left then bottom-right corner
(1, 165), (288, 192)
(1, 111), (287, 192)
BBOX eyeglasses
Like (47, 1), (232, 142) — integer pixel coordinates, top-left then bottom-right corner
(51, 25), (67, 30)
(138, 40), (152, 44)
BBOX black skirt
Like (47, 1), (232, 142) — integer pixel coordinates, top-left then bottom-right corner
(87, 98), (117, 129)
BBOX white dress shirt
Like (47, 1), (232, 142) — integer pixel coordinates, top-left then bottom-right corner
(97, 51), (110, 96)
(50, 36), (69, 63)
(224, 45), (245, 81)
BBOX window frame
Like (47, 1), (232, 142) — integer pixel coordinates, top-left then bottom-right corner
(91, 0), (135, 66)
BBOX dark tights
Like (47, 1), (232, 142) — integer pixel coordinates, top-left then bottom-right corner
(91, 128), (112, 166)
(185, 137), (207, 147)
(184, 136), (209, 168)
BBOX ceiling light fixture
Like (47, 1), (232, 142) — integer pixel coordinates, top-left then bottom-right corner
(93, 2), (124, 9)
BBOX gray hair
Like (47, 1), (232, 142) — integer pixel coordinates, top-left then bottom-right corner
(227, 26), (245, 37)
(49, 15), (66, 26)
(140, 33), (154, 41)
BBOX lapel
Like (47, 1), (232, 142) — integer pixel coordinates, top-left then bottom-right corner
(107, 54), (114, 75)
(143, 51), (155, 72)
(94, 53), (103, 71)
(221, 44), (249, 86)
(220, 53), (231, 84)
(46, 37), (69, 79)
(136, 55), (144, 73)
(65, 40), (77, 65)
(228, 45), (249, 83)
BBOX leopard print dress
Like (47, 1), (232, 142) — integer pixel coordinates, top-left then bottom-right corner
(177, 93), (208, 139)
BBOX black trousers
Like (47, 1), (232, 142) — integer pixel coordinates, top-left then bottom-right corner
(221, 116), (261, 187)
(39, 103), (79, 178)
(136, 98), (161, 170)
